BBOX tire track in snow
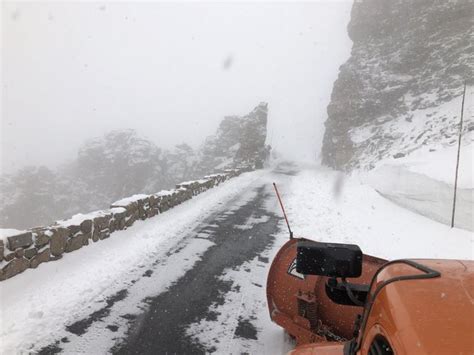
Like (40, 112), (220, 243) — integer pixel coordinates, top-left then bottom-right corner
(114, 185), (280, 354)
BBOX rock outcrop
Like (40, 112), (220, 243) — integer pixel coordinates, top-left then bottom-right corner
(196, 102), (269, 175)
(322, 0), (473, 170)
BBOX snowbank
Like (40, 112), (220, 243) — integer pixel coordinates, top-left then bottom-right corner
(364, 164), (473, 231)
(283, 168), (473, 260)
(372, 133), (473, 189)
(360, 137), (473, 231)
(401, 142), (473, 189)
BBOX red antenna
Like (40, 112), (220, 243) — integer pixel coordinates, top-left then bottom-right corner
(273, 182), (293, 239)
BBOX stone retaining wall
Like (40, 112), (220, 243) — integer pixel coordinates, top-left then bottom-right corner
(0, 167), (252, 281)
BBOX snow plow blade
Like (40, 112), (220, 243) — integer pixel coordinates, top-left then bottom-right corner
(266, 238), (386, 345)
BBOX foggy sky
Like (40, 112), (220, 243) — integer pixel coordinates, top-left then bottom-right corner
(1, 1), (352, 174)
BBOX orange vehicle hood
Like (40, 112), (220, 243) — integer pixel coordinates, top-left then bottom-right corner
(358, 259), (474, 354)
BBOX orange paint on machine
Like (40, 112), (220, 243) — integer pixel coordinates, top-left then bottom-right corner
(266, 238), (474, 355)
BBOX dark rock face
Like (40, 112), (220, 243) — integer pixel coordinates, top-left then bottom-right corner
(322, 0), (473, 170)
(65, 235), (85, 253)
(7, 232), (33, 251)
(50, 228), (69, 257)
(33, 229), (51, 248)
(80, 220), (93, 234)
(24, 247), (38, 259)
(30, 248), (51, 269)
(0, 257), (29, 281)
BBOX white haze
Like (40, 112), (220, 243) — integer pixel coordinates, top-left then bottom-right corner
(1, 1), (352, 174)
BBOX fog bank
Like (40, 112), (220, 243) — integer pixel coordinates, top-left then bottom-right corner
(2, 1), (352, 173)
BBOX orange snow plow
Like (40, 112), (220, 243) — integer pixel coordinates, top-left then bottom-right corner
(266, 238), (474, 354)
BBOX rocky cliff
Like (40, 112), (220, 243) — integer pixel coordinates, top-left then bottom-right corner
(322, 0), (473, 170)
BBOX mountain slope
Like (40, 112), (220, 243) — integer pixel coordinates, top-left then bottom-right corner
(322, 0), (473, 171)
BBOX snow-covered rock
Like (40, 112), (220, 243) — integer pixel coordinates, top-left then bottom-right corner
(196, 102), (269, 175)
(322, 0), (473, 171)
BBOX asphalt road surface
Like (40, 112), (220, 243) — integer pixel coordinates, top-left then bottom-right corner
(38, 166), (296, 354)
(115, 185), (279, 354)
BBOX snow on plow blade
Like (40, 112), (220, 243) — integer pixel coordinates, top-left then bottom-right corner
(266, 238), (386, 346)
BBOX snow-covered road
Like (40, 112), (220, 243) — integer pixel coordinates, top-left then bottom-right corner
(1, 164), (472, 354)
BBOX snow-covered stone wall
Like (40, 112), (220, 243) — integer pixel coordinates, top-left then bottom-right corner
(0, 167), (252, 281)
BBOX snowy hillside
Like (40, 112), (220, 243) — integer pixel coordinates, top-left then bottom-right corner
(358, 88), (473, 231)
(348, 87), (473, 174)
